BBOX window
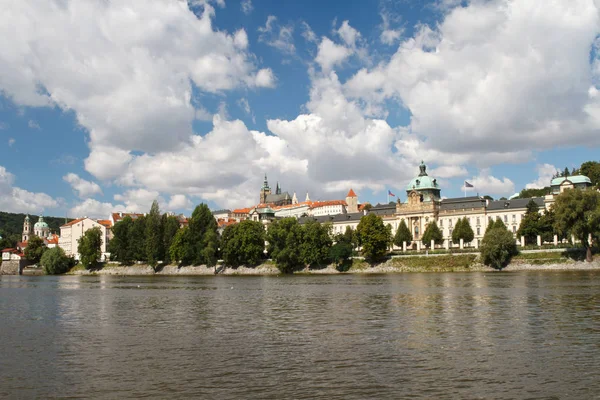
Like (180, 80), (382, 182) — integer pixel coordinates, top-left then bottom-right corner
(476, 217), (480, 225)
(512, 226), (516, 233)
(440, 219), (444, 227)
(449, 228), (453, 235)
(477, 227), (480, 235)
(449, 220), (453, 228)
(504, 215), (508, 223)
(512, 214), (516, 222)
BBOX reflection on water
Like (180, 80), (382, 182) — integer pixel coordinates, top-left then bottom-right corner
(1, 272), (599, 399)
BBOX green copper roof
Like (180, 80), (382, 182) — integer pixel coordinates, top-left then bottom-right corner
(551, 175), (592, 186)
(405, 162), (440, 191)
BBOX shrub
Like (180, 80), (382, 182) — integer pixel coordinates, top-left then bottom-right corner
(41, 247), (75, 275)
(480, 228), (518, 270)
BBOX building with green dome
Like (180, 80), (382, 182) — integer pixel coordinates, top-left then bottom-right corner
(405, 161), (441, 202)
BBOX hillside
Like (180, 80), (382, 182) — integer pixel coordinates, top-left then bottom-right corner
(0, 212), (73, 248)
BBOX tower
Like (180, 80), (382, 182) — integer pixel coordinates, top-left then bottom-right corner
(346, 188), (358, 213)
(22, 214), (32, 242)
(260, 174), (271, 204)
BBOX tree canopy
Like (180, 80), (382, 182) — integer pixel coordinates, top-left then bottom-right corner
(357, 214), (391, 262)
(517, 199), (542, 245)
(221, 220), (266, 267)
(300, 220), (332, 267)
(553, 189), (600, 262)
(481, 227), (518, 270)
(421, 221), (443, 248)
(452, 217), (474, 244)
(267, 217), (304, 273)
(41, 247), (74, 275)
(24, 236), (46, 264)
(78, 227), (103, 269)
(393, 219), (412, 247)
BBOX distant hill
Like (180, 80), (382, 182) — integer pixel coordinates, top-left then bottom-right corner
(0, 211), (73, 248)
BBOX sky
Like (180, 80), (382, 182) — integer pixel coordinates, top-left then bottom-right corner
(1, 0), (600, 218)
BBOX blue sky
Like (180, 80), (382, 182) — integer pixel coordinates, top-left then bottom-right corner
(1, 0), (599, 218)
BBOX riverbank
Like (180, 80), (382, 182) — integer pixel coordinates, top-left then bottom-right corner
(66, 252), (600, 276)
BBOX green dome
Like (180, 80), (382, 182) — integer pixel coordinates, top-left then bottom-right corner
(34, 216), (49, 230)
(406, 175), (440, 191)
(405, 161), (440, 191)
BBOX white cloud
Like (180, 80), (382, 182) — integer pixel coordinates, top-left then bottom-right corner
(63, 173), (103, 198)
(315, 38), (352, 72)
(69, 198), (125, 219)
(258, 16), (296, 55)
(167, 194), (193, 210)
(344, 0), (600, 162)
(0, 166), (58, 213)
(380, 13), (403, 45)
(430, 165), (468, 179)
(241, 0), (253, 15)
(526, 163), (557, 189)
(337, 20), (361, 48)
(114, 188), (162, 213)
(0, 0), (275, 181)
(301, 22), (318, 43)
(8, 138), (15, 147)
(467, 169), (515, 196)
(28, 119), (40, 130)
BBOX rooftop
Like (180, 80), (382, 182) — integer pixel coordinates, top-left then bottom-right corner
(551, 175), (592, 186)
(487, 197), (545, 211)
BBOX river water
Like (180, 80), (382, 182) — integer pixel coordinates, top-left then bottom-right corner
(1, 272), (599, 399)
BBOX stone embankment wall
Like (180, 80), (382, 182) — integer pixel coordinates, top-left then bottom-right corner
(0, 260), (26, 275)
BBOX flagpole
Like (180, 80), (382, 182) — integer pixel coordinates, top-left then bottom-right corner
(387, 190), (389, 204)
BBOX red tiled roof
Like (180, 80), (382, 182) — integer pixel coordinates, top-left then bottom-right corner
(232, 207), (252, 214)
(271, 201), (312, 210)
(347, 188), (357, 197)
(217, 218), (238, 228)
(112, 212), (145, 223)
(97, 219), (112, 228)
(61, 218), (85, 227)
(310, 200), (347, 209)
(2, 248), (17, 253)
(17, 241), (28, 249)
(45, 234), (60, 245)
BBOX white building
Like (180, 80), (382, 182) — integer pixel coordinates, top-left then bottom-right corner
(309, 200), (347, 216)
(59, 218), (110, 260)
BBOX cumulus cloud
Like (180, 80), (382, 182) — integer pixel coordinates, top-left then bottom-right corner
(8, 138), (15, 147)
(63, 173), (103, 198)
(380, 13), (403, 45)
(0, 0), (275, 180)
(337, 20), (361, 48)
(466, 169), (515, 196)
(345, 0), (600, 163)
(70, 198), (125, 219)
(0, 166), (58, 213)
(114, 188), (162, 213)
(526, 163), (557, 189)
(315, 38), (352, 72)
(167, 194), (193, 210)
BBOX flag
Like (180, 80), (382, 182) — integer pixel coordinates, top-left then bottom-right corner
(464, 181), (474, 188)
(388, 190), (396, 197)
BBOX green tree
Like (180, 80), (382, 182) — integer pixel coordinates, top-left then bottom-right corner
(78, 227), (103, 269)
(538, 209), (556, 243)
(480, 228), (518, 270)
(579, 161), (600, 187)
(41, 246), (74, 275)
(553, 189), (600, 262)
(130, 215), (147, 262)
(24, 235), (47, 264)
(201, 229), (219, 268)
(343, 226), (359, 251)
(356, 214), (391, 262)
(221, 220), (266, 267)
(188, 204), (219, 265)
(493, 218), (508, 231)
(169, 226), (193, 265)
(329, 233), (353, 271)
(162, 215), (181, 264)
(108, 216), (134, 265)
(267, 217), (304, 273)
(421, 221), (443, 248)
(393, 219), (412, 248)
(300, 220), (332, 267)
(517, 199), (541, 245)
(518, 187), (549, 198)
(451, 218), (464, 243)
(145, 200), (163, 268)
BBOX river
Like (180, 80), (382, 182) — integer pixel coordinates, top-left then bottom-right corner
(1, 272), (599, 399)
